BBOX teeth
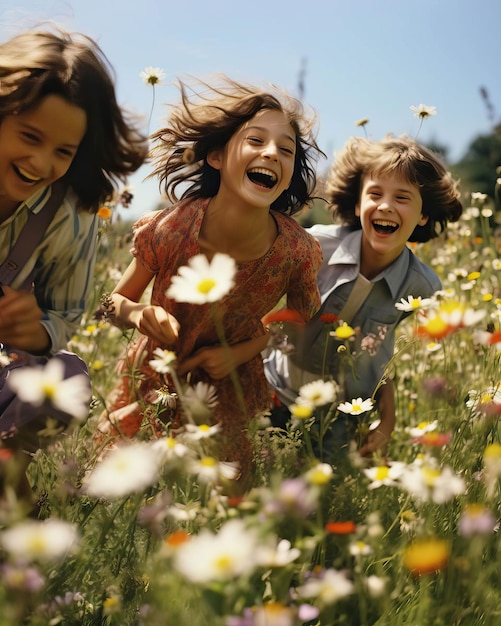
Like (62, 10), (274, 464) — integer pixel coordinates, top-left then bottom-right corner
(247, 167), (277, 183)
(373, 220), (397, 227)
(17, 166), (42, 182)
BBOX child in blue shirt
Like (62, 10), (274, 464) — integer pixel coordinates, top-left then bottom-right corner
(264, 135), (463, 462)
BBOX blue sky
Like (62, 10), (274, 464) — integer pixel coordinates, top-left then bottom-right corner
(1, 0), (500, 218)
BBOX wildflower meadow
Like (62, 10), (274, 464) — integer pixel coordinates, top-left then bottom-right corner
(1, 90), (501, 624)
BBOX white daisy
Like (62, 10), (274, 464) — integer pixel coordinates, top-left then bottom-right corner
(395, 295), (433, 312)
(337, 397), (374, 415)
(149, 348), (177, 374)
(297, 568), (354, 605)
(410, 104), (437, 119)
(363, 461), (406, 489)
(256, 538), (301, 568)
(166, 253), (236, 304)
(173, 519), (260, 583)
(84, 442), (161, 498)
(182, 381), (218, 422)
(0, 519), (79, 561)
(182, 423), (221, 441)
(139, 66), (166, 86)
(298, 379), (337, 407)
(188, 456), (239, 483)
(7, 358), (90, 421)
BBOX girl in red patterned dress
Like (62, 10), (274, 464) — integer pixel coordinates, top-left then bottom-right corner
(99, 77), (324, 476)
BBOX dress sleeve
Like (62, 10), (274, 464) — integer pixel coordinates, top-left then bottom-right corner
(131, 210), (164, 274)
(286, 232), (322, 321)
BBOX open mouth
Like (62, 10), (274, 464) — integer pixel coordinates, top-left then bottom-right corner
(13, 165), (42, 184)
(247, 167), (277, 189)
(373, 219), (399, 234)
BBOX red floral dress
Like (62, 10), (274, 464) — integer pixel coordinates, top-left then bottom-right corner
(100, 198), (322, 471)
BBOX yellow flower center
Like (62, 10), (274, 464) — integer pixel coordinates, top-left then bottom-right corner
(42, 383), (56, 400)
(197, 278), (216, 294)
(291, 404), (313, 419)
(215, 555), (232, 573)
(374, 466), (390, 481)
(201, 456), (217, 467)
(422, 466), (440, 487)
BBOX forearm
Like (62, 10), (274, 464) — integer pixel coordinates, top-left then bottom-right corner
(231, 333), (270, 368)
(110, 292), (147, 331)
(375, 379), (396, 436)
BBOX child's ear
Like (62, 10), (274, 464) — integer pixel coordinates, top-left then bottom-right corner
(355, 203), (361, 217)
(206, 148), (223, 170)
(418, 214), (429, 226)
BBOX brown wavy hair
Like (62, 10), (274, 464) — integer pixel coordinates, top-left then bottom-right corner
(150, 76), (325, 216)
(325, 135), (463, 242)
(0, 27), (148, 211)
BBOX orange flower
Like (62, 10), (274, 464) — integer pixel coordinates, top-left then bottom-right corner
(262, 308), (305, 326)
(0, 448), (14, 461)
(489, 331), (501, 345)
(165, 530), (190, 547)
(416, 316), (452, 340)
(97, 205), (113, 219)
(325, 521), (357, 534)
(403, 538), (450, 575)
(414, 431), (452, 447)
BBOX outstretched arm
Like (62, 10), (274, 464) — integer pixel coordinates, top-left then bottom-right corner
(359, 379), (396, 457)
(111, 257), (179, 347)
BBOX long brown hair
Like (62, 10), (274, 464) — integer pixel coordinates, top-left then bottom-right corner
(0, 27), (148, 211)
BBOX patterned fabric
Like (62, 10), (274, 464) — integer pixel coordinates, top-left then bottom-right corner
(101, 197), (322, 470)
(0, 185), (99, 353)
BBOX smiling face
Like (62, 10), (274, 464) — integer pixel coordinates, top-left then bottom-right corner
(206, 108), (296, 211)
(356, 172), (428, 275)
(0, 94), (87, 214)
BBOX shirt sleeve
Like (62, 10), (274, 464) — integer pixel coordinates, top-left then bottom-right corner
(33, 194), (98, 353)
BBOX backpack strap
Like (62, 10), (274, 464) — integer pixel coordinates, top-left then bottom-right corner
(0, 183), (67, 286)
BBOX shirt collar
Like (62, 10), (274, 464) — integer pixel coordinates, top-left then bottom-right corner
(23, 186), (52, 215)
(327, 228), (412, 299)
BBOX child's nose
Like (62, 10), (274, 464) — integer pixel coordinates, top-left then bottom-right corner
(29, 151), (52, 178)
(262, 141), (279, 160)
(377, 202), (393, 211)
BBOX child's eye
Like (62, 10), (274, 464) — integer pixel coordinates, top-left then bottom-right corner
(21, 132), (39, 143)
(247, 136), (263, 144)
(57, 148), (75, 158)
(280, 146), (295, 155)
(397, 195), (410, 201)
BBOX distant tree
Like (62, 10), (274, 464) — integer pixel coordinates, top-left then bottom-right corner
(452, 125), (501, 197)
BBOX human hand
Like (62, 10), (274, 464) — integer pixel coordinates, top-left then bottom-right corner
(134, 305), (180, 346)
(0, 285), (48, 351)
(177, 345), (234, 379)
(359, 427), (391, 457)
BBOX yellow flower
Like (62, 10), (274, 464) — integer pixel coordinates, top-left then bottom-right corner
(467, 271), (481, 281)
(332, 323), (355, 339)
(91, 360), (104, 371)
(403, 538), (450, 575)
